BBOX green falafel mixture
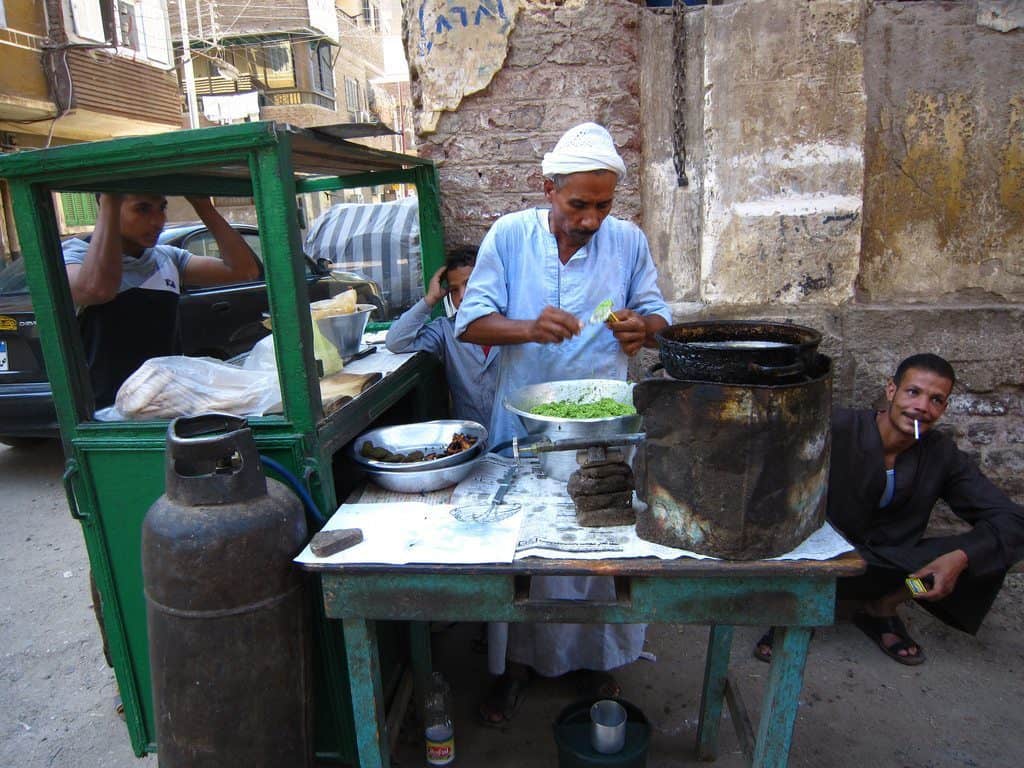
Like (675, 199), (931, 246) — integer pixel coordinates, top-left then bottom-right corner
(530, 397), (635, 419)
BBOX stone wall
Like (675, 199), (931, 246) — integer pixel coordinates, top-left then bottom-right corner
(409, 0), (644, 249)
(407, 0), (1024, 501)
(861, 1), (1024, 302)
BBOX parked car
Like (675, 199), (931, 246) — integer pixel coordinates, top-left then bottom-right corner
(304, 197), (425, 320)
(0, 223), (385, 446)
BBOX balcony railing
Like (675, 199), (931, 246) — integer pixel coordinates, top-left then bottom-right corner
(182, 83), (336, 114)
(262, 90), (336, 110)
(192, 75), (262, 95)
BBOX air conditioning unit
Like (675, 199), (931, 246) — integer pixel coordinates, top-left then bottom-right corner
(360, 110), (379, 123)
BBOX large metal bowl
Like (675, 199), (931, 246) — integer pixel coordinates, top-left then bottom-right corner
(349, 420), (487, 472)
(363, 452), (486, 493)
(504, 379), (640, 481)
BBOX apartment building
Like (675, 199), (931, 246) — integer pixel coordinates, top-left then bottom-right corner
(0, 0), (181, 256)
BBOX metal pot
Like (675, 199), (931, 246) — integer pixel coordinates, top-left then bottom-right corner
(633, 355), (833, 559)
(655, 320), (822, 385)
(503, 379), (641, 481)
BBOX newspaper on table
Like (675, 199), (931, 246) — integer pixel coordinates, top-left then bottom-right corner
(478, 457), (851, 561)
(293, 499), (522, 566)
(297, 454), (853, 567)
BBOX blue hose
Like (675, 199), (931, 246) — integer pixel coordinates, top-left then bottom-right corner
(259, 455), (327, 528)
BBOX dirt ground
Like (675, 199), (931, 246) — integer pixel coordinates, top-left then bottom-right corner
(2, 440), (1022, 768)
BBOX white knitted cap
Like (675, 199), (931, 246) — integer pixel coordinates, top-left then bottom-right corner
(541, 122), (627, 181)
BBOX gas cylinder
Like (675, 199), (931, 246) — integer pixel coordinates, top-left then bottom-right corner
(142, 414), (312, 767)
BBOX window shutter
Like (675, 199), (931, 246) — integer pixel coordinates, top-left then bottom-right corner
(69, 0), (106, 41)
(61, 193), (99, 228)
(138, 0), (170, 64)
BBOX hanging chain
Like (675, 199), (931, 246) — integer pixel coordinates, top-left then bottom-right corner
(672, 0), (689, 187)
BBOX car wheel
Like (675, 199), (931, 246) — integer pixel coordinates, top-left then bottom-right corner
(0, 436), (49, 449)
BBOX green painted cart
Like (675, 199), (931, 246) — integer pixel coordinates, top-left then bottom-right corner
(0, 121), (449, 762)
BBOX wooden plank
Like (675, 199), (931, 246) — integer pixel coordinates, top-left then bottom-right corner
(320, 572), (840, 626)
(384, 667), (414, 756)
(306, 550), (866, 578)
(751, 626), (813, 768)
(341, 618), (389, 768)
(724, 672), (756, 763)
(696, 624), (733, 760)
(319, 371), (382, 417)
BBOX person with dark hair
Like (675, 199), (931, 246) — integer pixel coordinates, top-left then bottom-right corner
(755, 353), (1024, 665)
(63, 193), (259, 408)
(384, 248), (499, 428)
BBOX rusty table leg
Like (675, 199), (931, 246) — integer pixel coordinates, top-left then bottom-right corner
(696, 623), (734, 760)
(751, 626), (812, 768)
(342, 618), (389, 768)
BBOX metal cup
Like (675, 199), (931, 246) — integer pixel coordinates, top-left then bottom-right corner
(589, 699), (627, 754)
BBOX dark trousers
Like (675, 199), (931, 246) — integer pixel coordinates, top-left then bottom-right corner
(837, 554), (1005, 636)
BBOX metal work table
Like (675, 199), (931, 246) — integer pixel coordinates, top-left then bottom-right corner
(305, 543), (864, 767)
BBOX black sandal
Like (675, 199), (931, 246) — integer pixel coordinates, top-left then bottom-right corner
(853, 612), (926, 666)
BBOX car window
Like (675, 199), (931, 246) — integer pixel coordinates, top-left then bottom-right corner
(0, 258), (28, 296)
(183, 231), (277, 284)
(185, 231), (263, 260)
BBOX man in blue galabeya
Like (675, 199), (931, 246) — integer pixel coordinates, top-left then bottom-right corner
(455, 122), (671, 724)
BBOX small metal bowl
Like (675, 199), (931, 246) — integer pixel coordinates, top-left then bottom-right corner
(350, 420), (488, 472)
(316, 304), (376, 358)
(363, 452), (485, 493)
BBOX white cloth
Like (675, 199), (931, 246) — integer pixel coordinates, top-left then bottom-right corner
(541, 122), (627, 180)
(457, 205), (671, 678)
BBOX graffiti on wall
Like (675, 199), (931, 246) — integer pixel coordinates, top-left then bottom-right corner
(408, 1), (519, 133)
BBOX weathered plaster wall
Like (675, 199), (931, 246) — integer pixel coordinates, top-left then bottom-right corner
(700, 0), (866, 306)
(639, 7), (703, 304)
(860, 1), (1024, 301)
(408, 0), (1023, 500)
(408, 0), (643, 249)
(407, 0), (520, 134)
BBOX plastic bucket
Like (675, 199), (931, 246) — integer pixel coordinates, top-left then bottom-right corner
(552, 698), (650, 768)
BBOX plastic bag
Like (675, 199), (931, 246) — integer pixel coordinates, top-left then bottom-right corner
(112, 356), (282, 419)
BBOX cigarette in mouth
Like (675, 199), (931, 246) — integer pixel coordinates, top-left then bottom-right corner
(914, 419), (920, 440)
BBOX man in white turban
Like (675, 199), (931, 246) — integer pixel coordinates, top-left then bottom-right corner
(456, 122), (671, 724)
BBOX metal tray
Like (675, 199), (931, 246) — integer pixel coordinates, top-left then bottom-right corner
(363, 452), (486, 493)
(349, 419), (487, 472)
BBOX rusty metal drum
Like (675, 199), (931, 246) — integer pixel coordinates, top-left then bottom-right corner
(633, 356), (832, 560)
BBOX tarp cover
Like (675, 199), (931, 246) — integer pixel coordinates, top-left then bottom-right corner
(304, 197), (423, 318)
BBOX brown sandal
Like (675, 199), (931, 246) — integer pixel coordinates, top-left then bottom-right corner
(753, 628), (774, 663)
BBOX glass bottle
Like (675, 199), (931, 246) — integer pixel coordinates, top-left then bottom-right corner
(424, 671), (455, 766)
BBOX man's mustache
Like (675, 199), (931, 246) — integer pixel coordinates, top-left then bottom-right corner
(570, 228), (598, 239)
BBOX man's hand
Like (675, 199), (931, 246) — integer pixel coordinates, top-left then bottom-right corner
(911, 549), (968, 601)
(607, 308), (648, 356)
(66, 193), (126, 306)
(528, 306), (584, 344)
(424, 265), (447, 308)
